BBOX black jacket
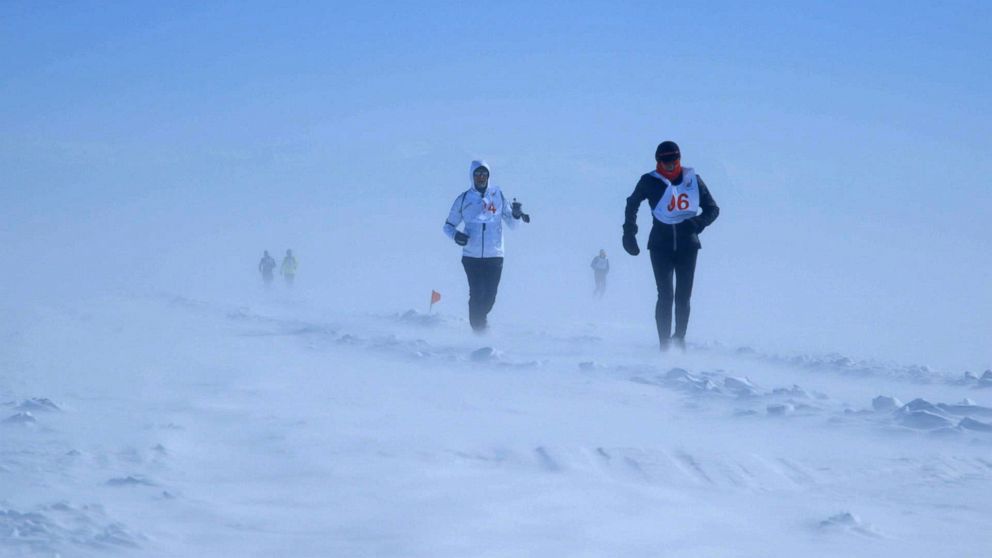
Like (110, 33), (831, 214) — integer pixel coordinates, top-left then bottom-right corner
(624, 172), (720, 251)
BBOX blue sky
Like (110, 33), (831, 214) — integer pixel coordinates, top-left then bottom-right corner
(3, 1), (988, 202)
(1, 1), (989, 368)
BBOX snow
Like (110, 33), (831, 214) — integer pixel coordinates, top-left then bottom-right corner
(2, 294), (991, 557)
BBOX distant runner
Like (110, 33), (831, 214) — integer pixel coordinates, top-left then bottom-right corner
(590, 249), (610, 297)
(258, 250), (276, 287)
(281, 249), (298, 286)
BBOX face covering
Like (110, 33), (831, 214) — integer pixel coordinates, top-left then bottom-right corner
(656, 160), (682, 181)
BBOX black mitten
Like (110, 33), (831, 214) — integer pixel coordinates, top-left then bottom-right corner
(622, 224), (639, 256)
(454, 231), (469, 246)
(512, 199), (531, 223)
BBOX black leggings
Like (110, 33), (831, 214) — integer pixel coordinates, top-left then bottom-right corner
(462, 256), (504, 331)
(650, 248), (698, 344)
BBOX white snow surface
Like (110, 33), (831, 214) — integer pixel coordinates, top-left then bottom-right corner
(2, 293), (991, 557)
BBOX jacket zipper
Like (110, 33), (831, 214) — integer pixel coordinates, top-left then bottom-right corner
(672, 223), (677, 251)
(481, 223), (486, 258)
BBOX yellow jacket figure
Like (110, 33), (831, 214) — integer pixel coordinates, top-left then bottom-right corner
(281, 249), (298, 286)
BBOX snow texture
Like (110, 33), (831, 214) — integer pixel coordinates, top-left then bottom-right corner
(2, 295), (991, 557)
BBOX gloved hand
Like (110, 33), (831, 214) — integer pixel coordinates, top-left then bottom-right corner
(689, 217), (704, 234)
(622, 224), (639, 256)
(622, 234), (640, 256)
(511, 199), (531, 222)
(454, 231), (469, 246)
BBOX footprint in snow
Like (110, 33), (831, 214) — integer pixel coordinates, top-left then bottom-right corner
(106, 475), (156, 487)
(818, 512), (882, 537)
(13, 398), (61, 412)
(470, 347), (499, 362)
(2, 411), (36, 425)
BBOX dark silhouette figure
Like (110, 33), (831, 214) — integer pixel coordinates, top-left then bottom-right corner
(590, 249), (610, 297)
(258, 250), (276, 286)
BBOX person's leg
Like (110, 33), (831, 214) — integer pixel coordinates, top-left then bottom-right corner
(462, 257), (486, 331)
(673, 248), (699, 341)
(649, 250), (676, 348)
(479, 257), (504, 323)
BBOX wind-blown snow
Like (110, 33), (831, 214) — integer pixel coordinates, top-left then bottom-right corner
(2, 294), (991, 556)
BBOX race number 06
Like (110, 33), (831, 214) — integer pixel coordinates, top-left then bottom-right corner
(667, 193), (689, 211)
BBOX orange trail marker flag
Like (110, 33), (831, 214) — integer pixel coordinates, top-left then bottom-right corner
(429, 290), (441, 312)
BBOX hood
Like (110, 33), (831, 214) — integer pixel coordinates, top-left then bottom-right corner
(470, 160), (491, 190)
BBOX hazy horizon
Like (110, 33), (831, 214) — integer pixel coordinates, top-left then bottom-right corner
(3, 1), (989, 371)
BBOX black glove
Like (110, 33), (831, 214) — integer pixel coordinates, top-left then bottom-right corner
(511, 199), (523, 219)
(454, 231), (469, 246)
(689, 217), (704, 234)
(622, 224), (640, 256)
(511, 199), (531, 222)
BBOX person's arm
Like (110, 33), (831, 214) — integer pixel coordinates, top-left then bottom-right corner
(500, 191), (518, 229)
(605, 259), (610, 272)
(622, 178), (647, 255)
(443, 193), (466, 239)
(624, 178), (648, 231)
(691, 177), (720, 232)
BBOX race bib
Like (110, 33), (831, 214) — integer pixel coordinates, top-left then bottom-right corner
(652, 168), (700, 224)
(473, 191), (501, 222)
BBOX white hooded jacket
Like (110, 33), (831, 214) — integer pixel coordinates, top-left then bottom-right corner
(442, 160), (517, 258)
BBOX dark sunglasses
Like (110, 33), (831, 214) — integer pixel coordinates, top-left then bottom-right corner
(657, 152), (680, 163)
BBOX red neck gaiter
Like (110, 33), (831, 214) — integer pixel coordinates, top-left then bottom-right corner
(656, 160), (682, 181)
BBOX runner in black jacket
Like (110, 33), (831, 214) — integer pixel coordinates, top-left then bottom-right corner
(622, 141), (719, 350)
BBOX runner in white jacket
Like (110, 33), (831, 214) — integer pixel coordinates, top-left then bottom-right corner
(443, 160), (530, 331)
